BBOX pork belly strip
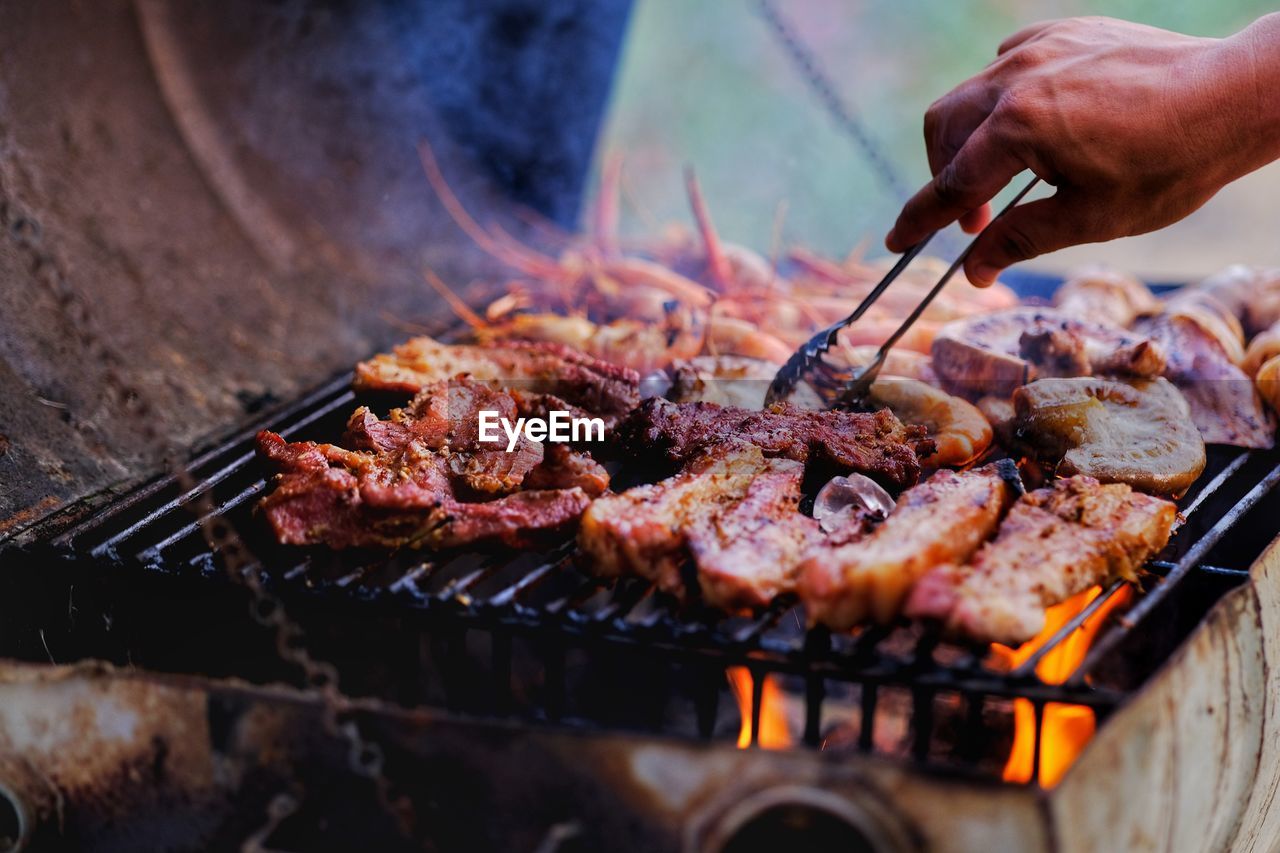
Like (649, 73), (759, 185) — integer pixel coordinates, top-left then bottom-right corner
(616, 398), (930, 489)
(797, 461), (1022, 631)
(577, 443), (768, 595)
(256, 379), (607, 550)
(905, 476), (1176, 646)
(353, 335), (640, 422)
(686, 456), (825, 611)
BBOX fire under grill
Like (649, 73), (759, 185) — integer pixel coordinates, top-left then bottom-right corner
(18, 371), (1280, 787)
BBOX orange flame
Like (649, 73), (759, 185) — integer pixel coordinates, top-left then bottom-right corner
(991, 584), (1132, 786)
(727, 667), (792, 749)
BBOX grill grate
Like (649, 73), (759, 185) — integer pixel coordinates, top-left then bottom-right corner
(42, 371), (1280, 777)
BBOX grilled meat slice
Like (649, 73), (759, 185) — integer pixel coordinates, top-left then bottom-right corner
(579, 443), (873, 607)
(345, 379), (544, 496)
(617, 398), (929, 489)
(931, 307), (1165, 398)
(523, 443), (611, 496)
(686, 457), (825, 610)
(1136, 312), (1275, 448)
(258, 430), (591, 550)
(428, 488), (593, 549)
(354, 335), (640, 423)
(906, 476), (1176, 645)
(578, 443), (768, 594)
(797, 461), (1021, 631)
(256, 379), (605, 550)
(1052, 267), (1160, 327)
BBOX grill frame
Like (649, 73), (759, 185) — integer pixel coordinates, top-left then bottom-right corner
(25, 367), (1280, 784)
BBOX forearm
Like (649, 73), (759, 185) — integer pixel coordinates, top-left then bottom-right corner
(1231, 13), (1280, 165)
(1186, 13), (1280, 183)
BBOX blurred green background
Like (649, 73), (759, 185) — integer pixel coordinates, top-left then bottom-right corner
(591, 0), (1278, 280)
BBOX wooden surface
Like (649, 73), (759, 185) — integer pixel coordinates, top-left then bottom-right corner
(1052, 535), (1280, 853)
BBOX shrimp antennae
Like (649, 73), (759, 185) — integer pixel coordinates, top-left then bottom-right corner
(423, 267), (486, 329)
(417, 139), (565, 280)
(594, 150), (624, 258)
(684, 166), (734, 292)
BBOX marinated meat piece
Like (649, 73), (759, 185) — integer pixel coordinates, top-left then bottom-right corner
(258, 430), (590, 550)
(906, 476), (1176, 645)
(1163, 290), (1246, 364)
(1012, 377), (1206, 497)
(354, 335), (640, 423)
(797, 461), (1021, 630)
(256, 379), (605, 550)
(1136, 312), (1274, 448)
(931, 308), (1165, 398)
(523, 444), (610, 496)
(344, 380), (544, 496)
(578, 443), (769, 594)
(617, 398), (929, 489)
(429, 489), (593, 550)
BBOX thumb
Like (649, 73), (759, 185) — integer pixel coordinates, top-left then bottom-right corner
(964, 192), (1088, 287)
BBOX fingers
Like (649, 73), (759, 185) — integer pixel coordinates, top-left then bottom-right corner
(959, 204), (992, 234)
(996, 20), (1060, 55)
(963, 191), (1089, 287)
(923, 85), (994, 177)
(886, 123), (1023, 252)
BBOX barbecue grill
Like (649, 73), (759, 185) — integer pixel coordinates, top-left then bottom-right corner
(3, 360), (1278, 849)
(4, 2), (1280, 851)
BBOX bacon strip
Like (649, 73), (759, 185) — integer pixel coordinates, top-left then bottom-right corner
(797, 462), (1021, 630)
(905, 476), (1176, 645)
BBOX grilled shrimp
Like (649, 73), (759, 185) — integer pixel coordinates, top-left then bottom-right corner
(1247, 322), (1280, 414)
(837, 344), (939, 385)
(478, 310), (705, 373)
(706, 315), (793, 363)
(836, 317), (941, 354)
(1245, 323), (1280, 377)
(864, 378), (993, 468)
(1258, 356), (1280, 414)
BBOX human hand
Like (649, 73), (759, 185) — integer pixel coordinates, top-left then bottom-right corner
(886, 15), (1280, 286)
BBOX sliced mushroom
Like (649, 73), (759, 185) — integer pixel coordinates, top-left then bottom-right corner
(1012, 376), (1206, 497)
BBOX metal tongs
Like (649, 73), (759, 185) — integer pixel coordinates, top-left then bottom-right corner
(764, 176), (1041, 409)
